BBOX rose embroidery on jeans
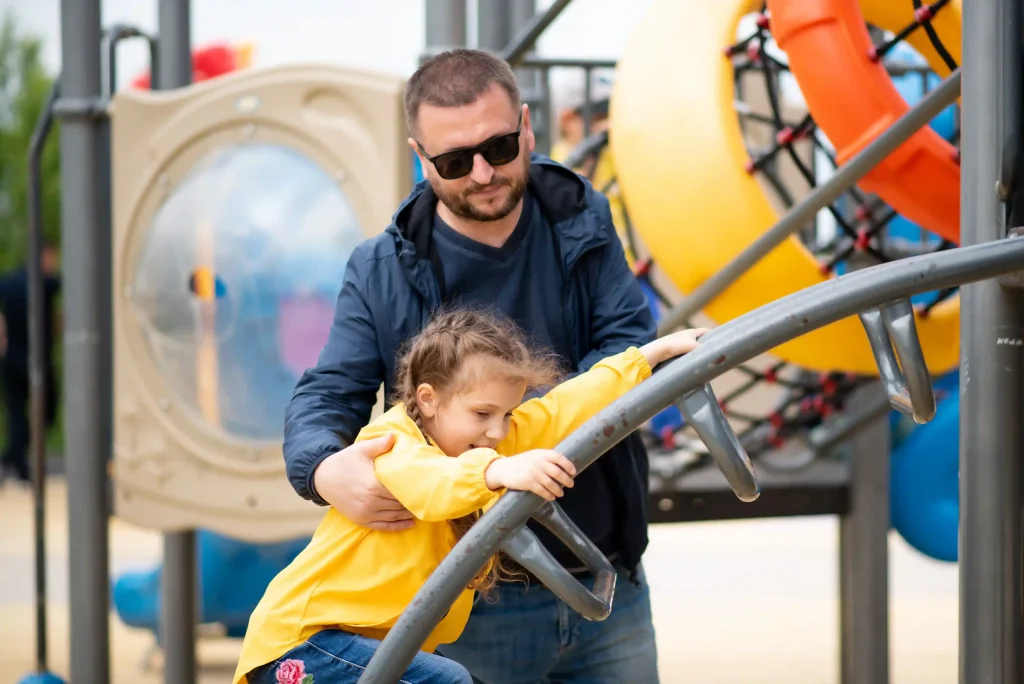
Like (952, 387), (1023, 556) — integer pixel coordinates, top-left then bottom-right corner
(276, 659), (313, 684)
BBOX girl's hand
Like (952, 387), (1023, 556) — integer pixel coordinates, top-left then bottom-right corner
(484, 449), (577, 501)
(640, 327), (711, 368)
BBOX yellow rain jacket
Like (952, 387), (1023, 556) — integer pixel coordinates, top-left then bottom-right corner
(233, 346), (652, 683)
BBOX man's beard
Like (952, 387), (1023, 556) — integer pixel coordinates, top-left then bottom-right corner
(433, 159), (529, 222)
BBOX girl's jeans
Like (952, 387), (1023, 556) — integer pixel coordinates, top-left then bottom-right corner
(245, 628), (473, 684)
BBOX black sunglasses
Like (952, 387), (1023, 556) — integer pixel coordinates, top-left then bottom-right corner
(417, 114), (523, 180)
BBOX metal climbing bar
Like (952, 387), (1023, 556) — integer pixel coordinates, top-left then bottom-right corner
(499, 502), (617, 620)
(357, 236), (1024, 683)
(858, 299), (937, 423)
(658, 68), (963, 335)
(676, 384), (760, 502)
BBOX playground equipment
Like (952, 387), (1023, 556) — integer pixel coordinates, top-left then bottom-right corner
(109, 62), (411, 540)
(610, 0), (963, 375)
(29, 0), (1024, 683)
(358, 235), (1024, 682)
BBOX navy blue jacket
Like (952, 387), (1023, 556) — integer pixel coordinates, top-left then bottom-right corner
(282, 154), (657, 572)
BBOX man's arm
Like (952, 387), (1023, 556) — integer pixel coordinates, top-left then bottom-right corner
(575, 191), (657, 375)
(282, 248), (386, 505)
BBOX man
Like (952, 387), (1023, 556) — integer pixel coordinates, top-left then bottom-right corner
(283, 49), (659, 682)
(0, 240), (61, 485)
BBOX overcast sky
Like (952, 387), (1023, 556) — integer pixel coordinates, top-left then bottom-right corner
(1, 0), (655, 92)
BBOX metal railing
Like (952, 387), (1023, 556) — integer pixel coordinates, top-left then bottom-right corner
(358, 235), (1024, 682)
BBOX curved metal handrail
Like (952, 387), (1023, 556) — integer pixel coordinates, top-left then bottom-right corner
(358, 236), (1024, 683)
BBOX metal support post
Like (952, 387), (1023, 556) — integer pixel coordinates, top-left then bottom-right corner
(27, 75), (61, 682)
(57, 0), (110, 681)
(838, 383), (890, 684)
(154, 2), (198, 683)
(500, 0), (572, 66)
(477, 0), (510, 52)
(423, 0), (467, 62)
(959, 0), (1024, 681)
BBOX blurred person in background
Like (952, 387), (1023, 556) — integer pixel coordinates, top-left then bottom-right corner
(549, 69), (636, 267)
(0, 239), (61, 487)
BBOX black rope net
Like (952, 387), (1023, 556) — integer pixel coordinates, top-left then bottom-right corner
(567, 1), (960, 481)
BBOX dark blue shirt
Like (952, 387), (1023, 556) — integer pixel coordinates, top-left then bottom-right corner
(433, 192), (619, 563)
(0, 268), (61, 370)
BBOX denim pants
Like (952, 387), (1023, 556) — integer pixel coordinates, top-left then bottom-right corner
(245, 628), (474, 684)
(436, 563), (659, 683)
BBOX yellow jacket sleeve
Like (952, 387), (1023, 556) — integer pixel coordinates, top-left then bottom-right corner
(361, 413), (504, 522)
(500, 346), (652, 454)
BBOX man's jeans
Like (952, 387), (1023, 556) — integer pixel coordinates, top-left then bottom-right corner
(437, 563), (659, 683)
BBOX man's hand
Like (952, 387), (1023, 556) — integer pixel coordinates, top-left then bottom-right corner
(312, 433), (415, 531)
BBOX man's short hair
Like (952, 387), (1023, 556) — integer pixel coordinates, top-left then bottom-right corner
(404, 48), (521, 137)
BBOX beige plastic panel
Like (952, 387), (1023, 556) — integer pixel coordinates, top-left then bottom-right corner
(110, 63), (411, 542)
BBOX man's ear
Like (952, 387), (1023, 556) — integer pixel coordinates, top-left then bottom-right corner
(415, 383), (439, 419)
(408, 137), (425, 164)
(522, 103), (536, 153)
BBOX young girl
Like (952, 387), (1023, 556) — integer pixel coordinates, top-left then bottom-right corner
(234, 308), (707, 684)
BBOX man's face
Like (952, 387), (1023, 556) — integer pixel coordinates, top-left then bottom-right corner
(41, 247), (59, 274)
(411, 84), (535, 223)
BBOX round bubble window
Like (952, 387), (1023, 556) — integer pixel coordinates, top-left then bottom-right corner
(129, 142), (363, 442)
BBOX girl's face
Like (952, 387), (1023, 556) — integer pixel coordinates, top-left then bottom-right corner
(416, 356), (527, 457)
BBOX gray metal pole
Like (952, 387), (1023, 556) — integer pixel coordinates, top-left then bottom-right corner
(57, 0), (110, 681)
(424, 0), (467, 60)
(154, 2), (197, 683)
(477, 0), (510, 51)
(838, 385), (890, 684)
(658, 69), (963, 335)
(28, 75), (61, 680)
(959, 0), (1024, 681)
(500, 0), (573, 66)
(507, 0), (548, 152)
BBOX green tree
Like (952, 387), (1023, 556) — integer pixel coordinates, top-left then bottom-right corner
(0, 10), (61, 271)
(0, 11), (63, 453)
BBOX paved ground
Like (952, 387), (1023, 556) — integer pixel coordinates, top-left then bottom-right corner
(0, 477), (958, 684)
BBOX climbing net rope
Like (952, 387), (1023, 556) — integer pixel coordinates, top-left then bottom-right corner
(567, 1), (960, 479)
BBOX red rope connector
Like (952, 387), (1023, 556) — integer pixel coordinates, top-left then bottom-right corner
(951, 148), (961, 165)
(632, 258), (652, 278)
(723, 44), (740, 58)
(764, 367), (777, 383)
(769, 412), (784, 429)
(744, 158), (757, 174)
(775, 126), (795, 146)
(914, 4), (935, 23)
(769, 432), (785, 449)
(854, 228), (870, 251)
(854, 204), (871, 222)
(817, 259), (833, 276)
(660, 426), (675, 451)
(755, 13), (770, 30)
(746, 43), (761, 62)
(867, 44), (881, 63)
